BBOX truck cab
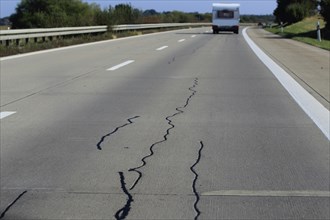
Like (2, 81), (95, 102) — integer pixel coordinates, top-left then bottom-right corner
(212, 3), (240, 34)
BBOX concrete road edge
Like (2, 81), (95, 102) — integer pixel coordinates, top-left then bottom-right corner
(242, 27), (329, 140)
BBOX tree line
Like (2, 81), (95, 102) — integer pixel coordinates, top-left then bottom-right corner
(9, 0), (211, 29)
(8, 0), (277, 29)
(273, 0), (330, 29)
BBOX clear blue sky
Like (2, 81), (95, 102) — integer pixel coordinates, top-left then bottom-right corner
(1, 0), (277, 18)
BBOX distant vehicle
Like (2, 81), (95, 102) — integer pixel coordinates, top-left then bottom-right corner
(212, 3), (240, 34)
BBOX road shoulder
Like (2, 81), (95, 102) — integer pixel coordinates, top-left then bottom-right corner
(247, 27), (330, 110)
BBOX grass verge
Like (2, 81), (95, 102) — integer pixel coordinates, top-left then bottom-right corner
(265, 16), (330, 50)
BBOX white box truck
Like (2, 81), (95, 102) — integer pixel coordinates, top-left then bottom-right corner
(212, 3), (240, 34)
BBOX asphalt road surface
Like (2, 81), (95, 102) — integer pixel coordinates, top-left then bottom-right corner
(1, 27), (329, 219)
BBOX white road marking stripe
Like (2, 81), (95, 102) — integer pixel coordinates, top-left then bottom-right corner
(107, 60), (135, 71)
(202, 190), (330, 197)
(178, 39), (185, 42)
(0, 112), (16, 120)
(191, 35), (196, 38)
(156, 46), (168, 51)
(243, 27), (330, 140)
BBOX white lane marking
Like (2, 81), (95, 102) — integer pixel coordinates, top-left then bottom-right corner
(191, 35), (196, 38)
(0, 112), (16, 120)
(243, 27), (330, 140)
(107, 60), (135, 71)
(156, 46), (168, 51)
(202, 190), (330, 198)
(178, 39), (186, 42)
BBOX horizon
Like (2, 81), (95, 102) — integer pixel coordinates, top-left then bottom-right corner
(1, 0), (277, 19)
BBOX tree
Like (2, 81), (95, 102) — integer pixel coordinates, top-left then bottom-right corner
(10, 0), (104, 28)
(285, 3), (307, 23)
(274, 0), (316, 24)
(109, 4), (142, 24)
(320, 0), (330, 29)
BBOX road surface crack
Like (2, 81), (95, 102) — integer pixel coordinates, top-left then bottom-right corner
(0, 190), (27, 219)
(128, 78), (199, 190)
(96, 116), (140, 150)
(114, 172), (133, 220)
(190, 141), (204, 220)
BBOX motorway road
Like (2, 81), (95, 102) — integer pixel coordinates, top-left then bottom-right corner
(1, 27), (329, 219)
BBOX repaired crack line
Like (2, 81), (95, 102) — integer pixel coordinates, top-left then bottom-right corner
(190, 141), (204, 220)
(0, 190), (27, 219)
(97, 116), (140, 150)
(128, 78), (198, 191)
(114, 172), (133, 220)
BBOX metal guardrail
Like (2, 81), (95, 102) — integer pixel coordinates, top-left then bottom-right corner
(0, 23), (210, 46)
(112, 23), (210, 31)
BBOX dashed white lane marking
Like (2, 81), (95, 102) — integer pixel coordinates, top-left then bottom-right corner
(107, 60), (135, 71)
(156, 46), (168, 51)
(243, 27), (330, 140)
(178, 39), (186, 42)
(0, 112), (16, 120)
(191, 35), (196, 38)
(202, 190), (330, 198)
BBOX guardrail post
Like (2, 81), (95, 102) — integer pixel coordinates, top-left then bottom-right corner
(6, 40), (9, 47)
(42, 37), (46, 42)
(34, 38), (38, 43)
(317, 21), (322, 42)
(16, 39), (19, 46)
(25, 38), (29, 44)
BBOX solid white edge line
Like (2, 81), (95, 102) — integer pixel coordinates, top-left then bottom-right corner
(0, 111), (16, 120)
(242, 27), (330, 140)
(202, 190), (330, 197)
(107, 60), (135, 71)
(178, 39), (186, 42)
(156, 46), (168, 51)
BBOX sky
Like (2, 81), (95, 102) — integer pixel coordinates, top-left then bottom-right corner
(0, 0), (277, 18)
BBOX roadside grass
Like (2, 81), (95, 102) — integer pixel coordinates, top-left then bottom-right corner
(265, 16), (330, 50)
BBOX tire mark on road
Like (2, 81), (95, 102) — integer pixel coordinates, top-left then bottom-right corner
(96, 116), (140, 150)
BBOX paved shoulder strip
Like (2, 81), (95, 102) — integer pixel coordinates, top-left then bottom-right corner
(243, 27), (330, 140)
